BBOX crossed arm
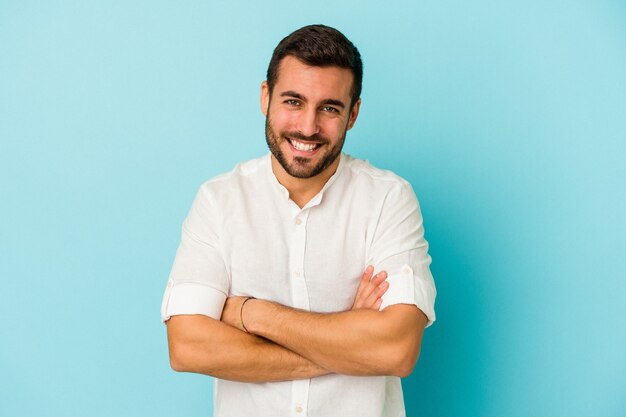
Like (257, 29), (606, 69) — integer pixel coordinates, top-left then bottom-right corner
(166, 266), (428, 382)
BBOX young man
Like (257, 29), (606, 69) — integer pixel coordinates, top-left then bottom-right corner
(161, 24), (436, 417)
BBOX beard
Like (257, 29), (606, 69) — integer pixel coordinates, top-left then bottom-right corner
(265, 115), (346, 179)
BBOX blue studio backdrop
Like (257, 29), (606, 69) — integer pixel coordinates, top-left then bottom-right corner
(1, 1), (625, 416)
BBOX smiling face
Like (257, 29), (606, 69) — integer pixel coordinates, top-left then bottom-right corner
(262, 56), (360, 179)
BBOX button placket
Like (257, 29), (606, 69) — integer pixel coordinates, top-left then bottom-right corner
(289, 210), (310, 311)
(290, 208), (310, 417)
(291, 379), (309, 417)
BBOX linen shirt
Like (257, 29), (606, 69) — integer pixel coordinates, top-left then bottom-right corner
(161, 152), (436, 417)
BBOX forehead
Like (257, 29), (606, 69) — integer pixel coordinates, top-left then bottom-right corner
(274, 56), (353, 102)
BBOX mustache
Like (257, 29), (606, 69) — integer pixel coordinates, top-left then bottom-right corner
(283, 131), (328, 144)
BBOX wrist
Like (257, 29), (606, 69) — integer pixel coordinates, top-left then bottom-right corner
(241, 298), (271, 335)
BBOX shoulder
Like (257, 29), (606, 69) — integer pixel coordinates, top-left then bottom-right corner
(196, 154), (269, 200)
(186, 155), (270, 221)
(341, 154), (414, 198)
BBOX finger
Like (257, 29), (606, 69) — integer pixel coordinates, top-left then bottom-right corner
(353, 266), (374, 308)
(374, 297), (383, 310)
(360, 271), (387, 300)
(355, 271), (387, 309)
(363, 280), (389, 309)
(361, 265), (374, 283)
(370, 271), (387, 286)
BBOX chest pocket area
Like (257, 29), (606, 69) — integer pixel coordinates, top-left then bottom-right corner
(305, 253), (364, 313)
(227, 224), (291, 305)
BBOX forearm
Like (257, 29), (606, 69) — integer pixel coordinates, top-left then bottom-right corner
(166, 314), (329, 382)
(243, 301), (425, 377)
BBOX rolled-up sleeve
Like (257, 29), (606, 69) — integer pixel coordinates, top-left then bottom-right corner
(161, 184), (230, 322)
(369, 183), (437, 327)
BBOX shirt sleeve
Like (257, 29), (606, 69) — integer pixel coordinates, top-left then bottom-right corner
(368, 182), (437, 327)
(160, 183), (230, 322)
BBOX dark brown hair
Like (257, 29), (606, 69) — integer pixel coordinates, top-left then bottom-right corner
(266, 24), (363, 108)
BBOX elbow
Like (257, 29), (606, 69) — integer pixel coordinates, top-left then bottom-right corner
(168, 335), (208, 374)
(165, 315), (222, 375)
(166, 319), (189, 372)
(167, 337), (221, 375)
(169, 355), (186, 373)
(170, 359), (185, 373)
(388, 337), (422, 378)
(168, 340), (189, 372)
(392, 352), (419, 378)
(377, 304), (429, 378)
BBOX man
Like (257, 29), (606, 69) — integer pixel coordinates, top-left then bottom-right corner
(161, 24), (436, 417)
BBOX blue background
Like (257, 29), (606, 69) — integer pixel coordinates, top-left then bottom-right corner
(1, 1), (625, 416)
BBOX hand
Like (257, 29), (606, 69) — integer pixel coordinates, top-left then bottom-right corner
(351, 265), (388, 310)
(221, 295), (249, 331)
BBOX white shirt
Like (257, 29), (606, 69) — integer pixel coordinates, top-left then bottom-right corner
(161, 152), (436, 417)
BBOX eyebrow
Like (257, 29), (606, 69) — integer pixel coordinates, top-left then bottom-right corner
(280, 90), (346, 109)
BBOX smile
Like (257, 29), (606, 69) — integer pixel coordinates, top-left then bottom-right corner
(287, 138), (322, 153)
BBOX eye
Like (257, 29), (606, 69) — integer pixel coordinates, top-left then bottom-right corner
(321, 106), (339, 113)
(285, 99), (301, 106)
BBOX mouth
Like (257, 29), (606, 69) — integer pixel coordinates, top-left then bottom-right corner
(286, 137), (323, 154)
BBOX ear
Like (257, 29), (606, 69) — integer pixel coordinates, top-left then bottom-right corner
(261, 81), (270, 117)
(346, 98), (361, 131)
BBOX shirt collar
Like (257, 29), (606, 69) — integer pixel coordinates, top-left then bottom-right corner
(304, 153), (345, 209)
(265, 152), (347, 210)
(265, 153), (291, 200)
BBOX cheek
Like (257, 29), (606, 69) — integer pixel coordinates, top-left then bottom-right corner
(320, 118), (345, 137)
(271, 111), (296, 132)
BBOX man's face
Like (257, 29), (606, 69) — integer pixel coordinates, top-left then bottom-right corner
(262, 56), (360, 179)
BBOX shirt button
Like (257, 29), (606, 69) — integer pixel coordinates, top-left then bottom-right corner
(295, 218), (302, 225)
(296, 406), (303, 413)
(167, 280), (173, 288)
(293, 271), (301, 278)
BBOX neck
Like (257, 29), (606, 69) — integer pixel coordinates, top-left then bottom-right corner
(270, 155), (341, 208)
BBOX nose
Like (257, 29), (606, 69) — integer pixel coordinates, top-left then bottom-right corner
(296, 108), (320, 138)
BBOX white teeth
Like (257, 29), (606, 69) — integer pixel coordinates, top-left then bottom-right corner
(290, 139), (318, 152)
